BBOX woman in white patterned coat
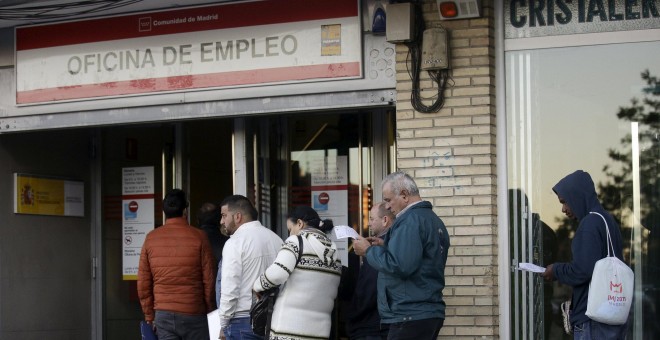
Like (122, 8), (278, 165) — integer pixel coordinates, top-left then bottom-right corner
(253, 206), (342, 340)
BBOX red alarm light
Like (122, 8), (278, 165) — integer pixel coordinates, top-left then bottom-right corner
(439, 2), (458, 18)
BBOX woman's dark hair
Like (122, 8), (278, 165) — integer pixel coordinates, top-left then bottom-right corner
(287, 206), (334, 233)
(319, 218), (334, 234)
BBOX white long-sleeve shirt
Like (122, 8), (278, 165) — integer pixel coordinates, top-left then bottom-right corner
(219, 221), (283, 330)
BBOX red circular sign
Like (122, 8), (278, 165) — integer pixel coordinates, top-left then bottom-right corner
(128, 201), (139, 212)
(318, 192), (330, 205)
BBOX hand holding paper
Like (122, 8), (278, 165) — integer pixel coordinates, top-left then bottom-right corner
(517, 262), (546, 273)
(333, 225), (360, 239)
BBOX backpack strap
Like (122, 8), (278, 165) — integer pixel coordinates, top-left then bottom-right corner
(589, 211), (616, 258)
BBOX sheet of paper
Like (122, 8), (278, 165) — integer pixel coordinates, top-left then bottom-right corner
(517, 262), (546, 273)
(333, 225), (360, 239)
(207, 309), (220, 339)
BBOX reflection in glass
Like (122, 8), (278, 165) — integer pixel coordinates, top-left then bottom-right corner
(506, 41), (660, 339)
(288, 113), (372, 232)
(286, 113), (373, 339)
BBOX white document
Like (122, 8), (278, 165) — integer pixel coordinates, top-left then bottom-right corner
(207, 309), (220, 339)
(333, 225), (360, 239)
(517, 262), (546, 273)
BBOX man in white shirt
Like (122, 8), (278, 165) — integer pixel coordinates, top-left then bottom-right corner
(218, 195), (283, 340)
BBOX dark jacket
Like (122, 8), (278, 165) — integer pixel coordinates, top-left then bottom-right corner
(137, 217), (216, 321)
(346, 238), (389, 339)
(200, 223), (228, 263)
(365, 201), (450, 324)
(552, 170), (625, 327)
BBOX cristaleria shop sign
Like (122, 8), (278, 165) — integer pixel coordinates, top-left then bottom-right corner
(505, 0), (660, 38)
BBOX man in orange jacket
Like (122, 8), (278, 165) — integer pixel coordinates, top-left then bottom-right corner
(138, 189), (216, 340)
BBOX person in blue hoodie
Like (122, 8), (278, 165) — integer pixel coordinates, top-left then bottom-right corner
(354, 172), (450, 340)
(542, 170), (628, 339)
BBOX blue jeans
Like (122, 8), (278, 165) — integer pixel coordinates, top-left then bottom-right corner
(224, 317), (263, 340)
(154, 310), (210, 340)
(386, 318), (443, 340)
(573, 319), (628, 340)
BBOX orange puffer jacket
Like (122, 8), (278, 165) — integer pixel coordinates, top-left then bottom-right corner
(137, 217), (216, 321)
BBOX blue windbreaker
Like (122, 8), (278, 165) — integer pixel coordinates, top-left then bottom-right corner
(365, 201), (450, 324)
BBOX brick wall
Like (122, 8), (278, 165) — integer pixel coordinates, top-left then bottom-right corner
(393, 1), (498, 338)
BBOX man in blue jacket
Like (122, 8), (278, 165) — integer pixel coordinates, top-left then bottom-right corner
(542, 170), (628, 339)
(354, 172), (450, 339)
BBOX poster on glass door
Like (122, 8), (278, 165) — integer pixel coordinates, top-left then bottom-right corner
(310, 156), (349, 266)
(310, 156), (348, 225)
(122, 166), (155, 280)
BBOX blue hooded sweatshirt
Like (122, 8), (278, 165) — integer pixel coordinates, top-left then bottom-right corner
(552, 170), (625, 327)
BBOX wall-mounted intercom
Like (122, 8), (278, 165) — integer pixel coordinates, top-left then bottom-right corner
(421, 28), (449, 70)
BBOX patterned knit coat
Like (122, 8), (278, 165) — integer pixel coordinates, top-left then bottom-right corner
(253, 228), (342, 340)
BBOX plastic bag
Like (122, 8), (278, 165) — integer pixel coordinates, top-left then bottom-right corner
(585, 212), (634, 325)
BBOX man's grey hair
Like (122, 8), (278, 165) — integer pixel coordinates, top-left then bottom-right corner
(382, 171), (419, 196)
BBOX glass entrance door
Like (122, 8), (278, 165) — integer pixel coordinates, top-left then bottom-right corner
(100, 124), (174, 340)
(506, 40), (660, 339)
(288, 113), (373, 339)
(250, 110), (395, 237)
(249, 109), (395, 339)
(99, 118), (236, 339)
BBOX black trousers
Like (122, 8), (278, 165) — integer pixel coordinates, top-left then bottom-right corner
(386, 318), (444, 340)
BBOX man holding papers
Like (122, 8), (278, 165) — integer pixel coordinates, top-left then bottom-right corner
(541, 170), (627, 339)
(354, 172), (450, 339)
(346, 202), (394, 340)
